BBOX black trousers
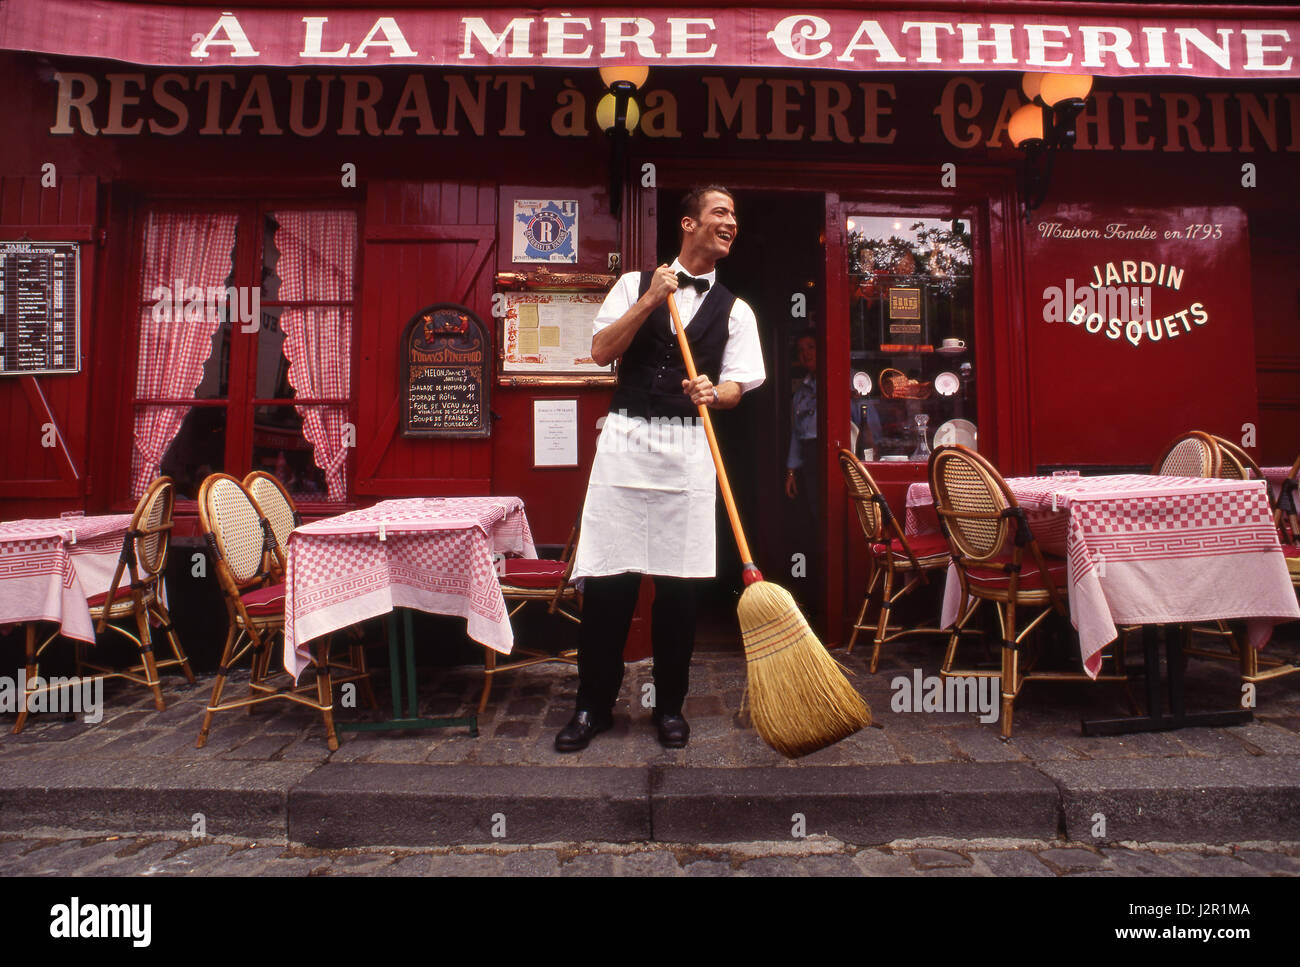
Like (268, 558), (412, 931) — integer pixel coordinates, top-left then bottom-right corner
(575, 573), (701, 716)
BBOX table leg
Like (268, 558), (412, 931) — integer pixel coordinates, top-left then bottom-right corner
(1082, 624), (1253, 736)
(337, 607), (479, 736)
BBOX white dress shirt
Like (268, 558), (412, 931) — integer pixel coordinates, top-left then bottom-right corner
(572, 261), (766, 579)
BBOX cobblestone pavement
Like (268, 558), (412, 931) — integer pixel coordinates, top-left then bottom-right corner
(3, 625), (1299, 771)
(2, 830), (1298, 877)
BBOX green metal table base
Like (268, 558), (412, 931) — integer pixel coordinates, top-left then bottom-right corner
(337, 609), (478, 736)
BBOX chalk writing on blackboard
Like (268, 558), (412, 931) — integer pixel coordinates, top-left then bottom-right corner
(400, 303), (491, 438)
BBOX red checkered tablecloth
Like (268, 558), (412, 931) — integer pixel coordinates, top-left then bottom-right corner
(0, 515), (134, 642)
(283, 497), (537, 681)
(908, 476), (1299, 678)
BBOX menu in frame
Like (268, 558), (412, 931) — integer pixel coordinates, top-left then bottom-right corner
(0, 241), (80, 375)
(400, 303), (492, 439)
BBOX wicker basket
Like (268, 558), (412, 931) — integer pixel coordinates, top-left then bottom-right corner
(879, 367), (933, 400)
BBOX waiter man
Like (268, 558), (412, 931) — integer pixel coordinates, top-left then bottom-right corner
(555, 186), (766, 752)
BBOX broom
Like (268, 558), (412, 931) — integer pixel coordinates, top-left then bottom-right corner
(666, 292), (871, 758)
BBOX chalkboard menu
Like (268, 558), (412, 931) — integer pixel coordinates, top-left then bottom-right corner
(400, 303), (491, 438)
(0, 241), (80, 375)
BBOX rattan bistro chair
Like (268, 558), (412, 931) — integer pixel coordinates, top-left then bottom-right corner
(10, 477), (195, 734)
(930, 445), (1129, 739)
(838, 449), (952, 673)
(242, 470), (378, 709)
(1153, 431), (1221, 478)
(1187, 441), (1300, 683)
(242, 471), (301, 578)
(196, 474), (370, 751)
(479, 518), (582, 713)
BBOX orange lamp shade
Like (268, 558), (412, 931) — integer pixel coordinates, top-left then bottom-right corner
(1040, 73), (1093, 107)
(1008, 103), (1045, 147)
(596, 92), (641, 133)
(599, 65), (650, 90)
(1021, 72), (1045, 103)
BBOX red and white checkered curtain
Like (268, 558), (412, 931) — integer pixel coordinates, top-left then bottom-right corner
(131, 211), (238, 497)
(274, 211), (356, 502)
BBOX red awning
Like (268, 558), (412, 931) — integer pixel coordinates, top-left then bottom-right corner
(1, 1), (1298, 79)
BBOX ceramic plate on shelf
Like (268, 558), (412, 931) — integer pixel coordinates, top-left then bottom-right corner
(933, 419), (977, 450)
(879, 455), (911, 462)
(934, 371), (959, 396)
(936, 345), (967, 356)
(852, 370), (872, 395)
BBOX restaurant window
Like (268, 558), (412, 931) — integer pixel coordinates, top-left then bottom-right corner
(846, 215), (975, 461)
(129, 205), (357, 504)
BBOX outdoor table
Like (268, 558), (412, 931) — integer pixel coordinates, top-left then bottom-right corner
(905, 474), (1300, 734)
(283, 496), (536, 734)
(0, 514), (134, 643)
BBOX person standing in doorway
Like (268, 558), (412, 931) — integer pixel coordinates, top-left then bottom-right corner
(555, 186), (766, 752)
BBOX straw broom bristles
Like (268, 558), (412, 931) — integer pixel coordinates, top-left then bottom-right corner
(663, 290), (870, 758)
(738, 580), (872, 758)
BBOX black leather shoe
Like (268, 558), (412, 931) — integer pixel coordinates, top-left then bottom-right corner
(653, 712), (690, 749)
(555, 710), (613, 752)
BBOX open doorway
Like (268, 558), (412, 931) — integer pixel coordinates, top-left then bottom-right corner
(655, 188), (827, 645)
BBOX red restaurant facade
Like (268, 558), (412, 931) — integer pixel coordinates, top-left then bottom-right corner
(1, 0), (1298, 647)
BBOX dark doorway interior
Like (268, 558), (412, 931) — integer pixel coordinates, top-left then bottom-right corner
(655, 188), (826, 646)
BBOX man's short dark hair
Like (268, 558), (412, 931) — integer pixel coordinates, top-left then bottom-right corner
(680, 185), (734, 223)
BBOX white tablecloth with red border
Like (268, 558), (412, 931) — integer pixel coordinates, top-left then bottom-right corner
(905, 475), (1299, 678)
(0, 515), (134, 643)
(283, 497), (536, 681)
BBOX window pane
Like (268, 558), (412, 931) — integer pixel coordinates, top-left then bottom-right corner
(131, 210), (238, 497)
(846, 216), (975, 461)
(154, 405), (227, 500)
(193, 318), (232, 399)
(262, 210), (357, 301)
(252, 404), (346, 502)
(256, 306), (351, 401)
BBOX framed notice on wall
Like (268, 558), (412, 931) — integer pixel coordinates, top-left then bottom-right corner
(0, 240), (80, 375)
(400, 303), (491, 438)
(532, 398), (579, 468)
(496, 282), (617, 386)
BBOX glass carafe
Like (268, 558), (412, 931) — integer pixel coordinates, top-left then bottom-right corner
(910, 413), (931, 462)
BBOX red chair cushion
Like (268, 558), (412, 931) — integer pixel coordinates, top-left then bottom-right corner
(871, 532), (950, 561)
(964, 554), (1069, 591)
(1281, 543), (1300, 558)
(241, 582), (285, 616)
(501, 558), (567, 589)
(86, 584), (134, 608)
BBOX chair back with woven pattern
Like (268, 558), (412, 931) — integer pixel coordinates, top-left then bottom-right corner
(1153, 431), (1220, 477)
(133, 477), (175, 582)
(198, 474), (275, 593)
(838, 448), (887, 543)
(96, 477), (174, 627)
(1212, 433), (1273, 498)
(929, 445), (1014, 564)
(243, 471), (300, 571)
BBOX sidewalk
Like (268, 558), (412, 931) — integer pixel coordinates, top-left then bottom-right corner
(3, 629), (1299, 849)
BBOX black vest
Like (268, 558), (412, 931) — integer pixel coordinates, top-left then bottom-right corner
(609, 271), (736, 419)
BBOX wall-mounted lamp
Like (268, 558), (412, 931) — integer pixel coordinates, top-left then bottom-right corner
(1009, 72), (1094, 221)
(596, 66), (648, 218)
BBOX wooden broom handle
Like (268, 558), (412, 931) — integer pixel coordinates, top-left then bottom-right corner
(666, 292), (759, 575)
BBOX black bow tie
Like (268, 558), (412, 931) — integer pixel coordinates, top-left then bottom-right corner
(676, 272), (710, 294)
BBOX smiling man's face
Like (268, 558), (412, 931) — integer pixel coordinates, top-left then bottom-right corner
(681, 191), (738, 268)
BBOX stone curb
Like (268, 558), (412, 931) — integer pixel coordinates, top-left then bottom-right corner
(3, 757), (1297, 846)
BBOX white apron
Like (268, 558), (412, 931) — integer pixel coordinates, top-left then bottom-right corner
(571, 409), (717, 579)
